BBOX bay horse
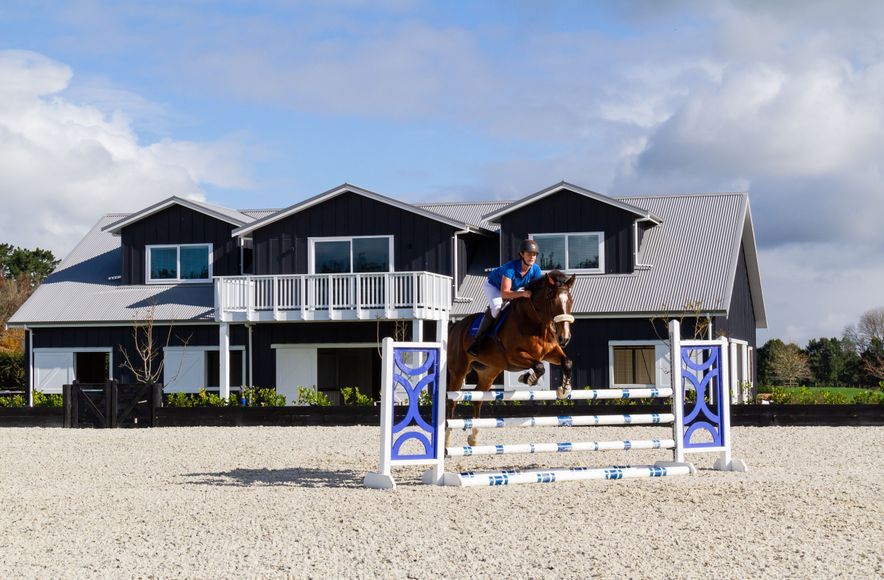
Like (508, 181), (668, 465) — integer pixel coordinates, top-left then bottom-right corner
(447, 270), (576, 447)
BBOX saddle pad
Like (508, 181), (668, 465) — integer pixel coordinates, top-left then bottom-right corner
(468, 307), (511, 338)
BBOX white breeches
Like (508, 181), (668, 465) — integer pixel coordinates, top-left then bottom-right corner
(483, 281), (504, 318)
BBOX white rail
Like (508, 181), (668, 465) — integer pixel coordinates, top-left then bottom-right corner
(215, 271), (452, 322)
(448, 387), (673, 402)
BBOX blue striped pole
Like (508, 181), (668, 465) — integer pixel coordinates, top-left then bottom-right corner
(447, 387), (672, 402)
(443, 463), (695, 487)
(446, 413), (674, 430)
(446, 438), (675, 457)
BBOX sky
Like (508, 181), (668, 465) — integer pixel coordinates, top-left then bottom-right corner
(1, 0), (882, 347)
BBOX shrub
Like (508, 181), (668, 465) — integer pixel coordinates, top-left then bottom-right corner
(33, 390), (62, 407)
(239, 386), (286, 407)
(340, 386), (373, 406)
(853, 390), (884, 405)
(297, 387), (331, 406)
(0, 394), (26, 407)
(0, 350), (25, 391)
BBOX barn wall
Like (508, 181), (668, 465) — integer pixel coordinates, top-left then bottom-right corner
(120, 205), (240, 285)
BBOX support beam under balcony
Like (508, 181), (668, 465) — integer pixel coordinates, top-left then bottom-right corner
(219, 322), (230, 401)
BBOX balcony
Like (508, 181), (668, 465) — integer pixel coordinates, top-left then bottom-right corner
(215, 272), (452, 322)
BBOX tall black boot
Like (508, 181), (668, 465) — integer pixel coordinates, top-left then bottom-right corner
(467, 310), (496, 356)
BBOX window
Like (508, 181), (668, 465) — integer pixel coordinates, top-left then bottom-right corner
(147, 244), (212, 283)
(206, 350), (245, 389)
(309, 236), (392, 274)
(612, 345), (656, 386)
(531, 232), (603, 273)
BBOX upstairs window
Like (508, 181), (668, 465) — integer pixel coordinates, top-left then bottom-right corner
(309, 236), (393, 274)
(531, 232), (604, 273)
(147, 244), (212, 283)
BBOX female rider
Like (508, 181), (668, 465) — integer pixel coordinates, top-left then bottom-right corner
(467, 239), (543, 356)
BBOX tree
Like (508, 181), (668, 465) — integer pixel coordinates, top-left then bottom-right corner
(119, 305), (190, 385)
(756, 339), (784, 386)
(0, 244), (59, 286)
(758, 339), (811, 386)
(860, 337), (884, 383)
(805, 337), (850, 386)
(843, 307), (884, 353)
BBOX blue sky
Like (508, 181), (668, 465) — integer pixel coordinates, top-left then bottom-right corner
(1, 0), (883, 346)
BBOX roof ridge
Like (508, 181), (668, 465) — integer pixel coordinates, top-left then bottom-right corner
(417, 200), (513, 207)
(616, 191), (747, 200)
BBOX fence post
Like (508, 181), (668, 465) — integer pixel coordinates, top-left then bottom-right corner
(71, 380), (80, 428)
(151, 383), (163, 427)
(63, 383), (72, 428)
(104, 380), (113, 428)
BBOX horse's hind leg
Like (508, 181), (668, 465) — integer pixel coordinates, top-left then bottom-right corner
(468, 367), (498, 447)
(467, 401), (485, 447)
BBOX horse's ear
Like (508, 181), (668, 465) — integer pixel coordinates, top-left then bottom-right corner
(547, 274), (556, 286)
(565, 274), (576, 288)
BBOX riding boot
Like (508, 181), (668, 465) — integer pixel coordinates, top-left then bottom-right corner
(467, 310), (496, 356)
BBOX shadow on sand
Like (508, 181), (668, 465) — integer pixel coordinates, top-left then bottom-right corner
(182, 467), (364, 489)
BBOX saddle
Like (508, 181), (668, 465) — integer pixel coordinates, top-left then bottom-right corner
(468, 303), (512, 339)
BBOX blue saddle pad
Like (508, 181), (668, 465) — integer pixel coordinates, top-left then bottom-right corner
(468, 308), (511, 338)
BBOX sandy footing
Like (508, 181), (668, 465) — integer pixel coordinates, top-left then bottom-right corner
(0, 425), (881, 579)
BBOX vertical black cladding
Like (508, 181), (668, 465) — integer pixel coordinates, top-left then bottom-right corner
(497, 188), (640, 274)
(119, 204), (241, 284)
(251, 190), (456, 276)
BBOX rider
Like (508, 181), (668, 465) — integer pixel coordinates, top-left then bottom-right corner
(467, 239), (544, 356)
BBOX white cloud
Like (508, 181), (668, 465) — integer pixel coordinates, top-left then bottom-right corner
(0, 50), (250, 256)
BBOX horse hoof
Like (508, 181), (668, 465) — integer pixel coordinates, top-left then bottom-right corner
(556, 386), (572, 399)
(467, 434), (478, 447)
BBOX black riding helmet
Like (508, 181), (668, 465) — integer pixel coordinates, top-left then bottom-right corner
(519, 239), (540, 254)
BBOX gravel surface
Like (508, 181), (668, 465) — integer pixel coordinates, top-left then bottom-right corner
(0, 425), (881, 579)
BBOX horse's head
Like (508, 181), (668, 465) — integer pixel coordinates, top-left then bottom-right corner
(533, 270), (576, 347)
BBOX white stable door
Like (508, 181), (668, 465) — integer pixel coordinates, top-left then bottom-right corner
(34, 351), (75, 394)
(275, 347), (318, 406)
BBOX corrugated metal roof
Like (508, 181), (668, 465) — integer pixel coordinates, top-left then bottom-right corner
(416, 201), (511, 232)
(9, 215), (215, 325)
(453, 193), (750, 319)
(103, 196), (255, 234)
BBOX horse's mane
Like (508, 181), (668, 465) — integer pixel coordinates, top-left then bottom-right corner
(525, 269), (569, 292)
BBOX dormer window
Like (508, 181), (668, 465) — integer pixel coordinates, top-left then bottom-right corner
(308, 236), (393, 274)
(146, 244), (212, 284)
(530, 232), (604, 273)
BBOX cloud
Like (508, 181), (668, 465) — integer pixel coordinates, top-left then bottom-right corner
(0, 50), (250, 256)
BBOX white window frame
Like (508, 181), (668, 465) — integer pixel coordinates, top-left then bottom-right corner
(608, 340), (668, 389)
(529, 232), (604, 273)
(307, 235), (394, 274)
(146, 243), (213, 284)
(33, 347), (113, 394)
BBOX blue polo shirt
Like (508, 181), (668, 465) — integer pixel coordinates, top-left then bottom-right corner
(487, 259), (543, 290)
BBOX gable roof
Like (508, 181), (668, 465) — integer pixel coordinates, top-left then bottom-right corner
(482, 181), (663, 224)
(9, 215), (215, 325)
(103, 196), (254, 235)
(232, 183), (491, 237)
(454, 191), (766, 327)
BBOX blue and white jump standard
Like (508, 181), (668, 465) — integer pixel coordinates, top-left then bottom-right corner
(363, 320), (747, 489)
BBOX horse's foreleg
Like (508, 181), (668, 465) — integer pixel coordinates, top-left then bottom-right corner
(556, 356), (573, 399)
(467, 401), (484, 446)
(518, 361), (546, 387)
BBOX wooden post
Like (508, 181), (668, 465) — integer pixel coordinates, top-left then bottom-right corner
(151, 383), (163, 427)
(71, 380), (80, 428)
(105, 380), (115, 428)
(63, 383), (72, 428)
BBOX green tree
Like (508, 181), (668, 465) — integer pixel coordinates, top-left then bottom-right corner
(0, 244), (59, 286)
(758, 339), (810, 387)
(756, 338), (784, 386)
(805, 337), (849, 386)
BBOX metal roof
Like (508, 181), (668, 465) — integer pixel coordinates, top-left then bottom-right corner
(482, 181), (662, 224)
(416, 201), (511, 232)
(454, 192), (766, 327)
(103, 196), (255, 234)
(9, 215), (215, 325)
(232, 183), (492, 237)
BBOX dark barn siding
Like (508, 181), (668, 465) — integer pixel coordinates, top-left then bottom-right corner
(713, 243), (757, 348)
(498, 188), (639, 274)
(31, 325), (247, 384)
(120, 205), (240, 285)
(252, 191), (456, 276)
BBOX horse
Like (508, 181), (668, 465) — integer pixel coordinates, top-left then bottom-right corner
(446, 269), (576, 447)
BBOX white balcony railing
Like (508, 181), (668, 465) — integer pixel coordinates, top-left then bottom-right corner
(214, 272), (452, 322)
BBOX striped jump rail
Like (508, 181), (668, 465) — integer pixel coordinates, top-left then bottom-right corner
(448, 387), (673, 402)
(447, 412), (674, 430)
(446, 438), (676, 457)
(443, 462), (696, 487)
